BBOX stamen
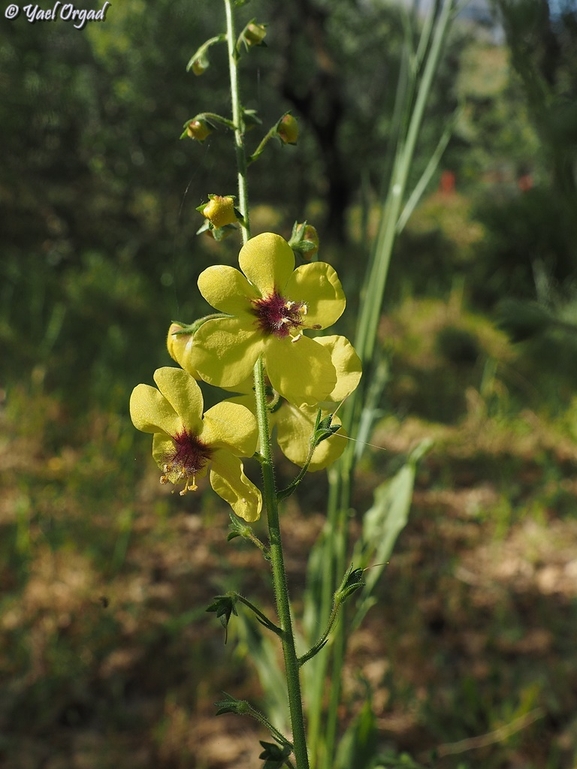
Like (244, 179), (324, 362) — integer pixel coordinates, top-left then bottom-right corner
(179, 474), (198, 495)
(159, 429), (212, 494)
(252, 290), (306, 338)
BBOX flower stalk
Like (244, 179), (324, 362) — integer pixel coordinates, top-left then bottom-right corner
(253, 357), (310, 769)
(224, 0), (250, 242)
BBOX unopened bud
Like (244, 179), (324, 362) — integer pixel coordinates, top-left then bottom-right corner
(276, 113), (298, 145)
(289, 221), (320, 260)
(185, 117), (213, 142)
(302, 225), (319, 258)
(191, 55), (209, 76)
(335, 564), (365, 604)
(199, 195), (239, 228)
(241, 21), (267, 48)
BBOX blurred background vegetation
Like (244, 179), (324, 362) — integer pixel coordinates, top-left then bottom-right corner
(2, 0), (577, 767)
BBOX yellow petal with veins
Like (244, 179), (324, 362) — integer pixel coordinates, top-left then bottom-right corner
(202, 401), (258, 457)
(210, 450), (262, 521)
(284, 262), (345, 329)
(191, 317), (266, 388)
(239, 233), (295, 295)
(130, 383), (180, 436)
(198, 264), (259, 315)
(264, 335), (336, 407)
(153, 367), (204, 434)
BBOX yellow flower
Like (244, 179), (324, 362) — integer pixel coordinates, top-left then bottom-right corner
(130, 367), (262, 522)
(190, 233), (346, 406)
(228, 335), (362, 470)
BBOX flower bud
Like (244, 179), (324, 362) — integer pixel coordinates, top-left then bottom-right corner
(335, 564), (365, 604)
(302, 225), (319, 256)
(185, 117), (213, 142)
(200, 195), (239, 228)
(191, 55), (209, 76)
(241, 21), (267, 49)
(289, 221), (320, 260)
(276, 113), (298, 145)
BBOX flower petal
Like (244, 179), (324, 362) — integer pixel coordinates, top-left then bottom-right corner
(151, 433), (210, 486)
(191, 317), (265, 387)
(285, 262), (345, 329)
(153, 367), (204, 434)
(221, 376), (255, 396)
(130, 383), (180, 436)
(276, 403), (346, 471)
(202, 402), (258, 456)
(210, 450), (262, 522)
(313, 335), (362, 402)
(198, 264), (259, 314)
(166, 324), (200, 379)
(151, 433), (174, 468)
(264, 335), (336, 406)
(239, 233), (295, 295)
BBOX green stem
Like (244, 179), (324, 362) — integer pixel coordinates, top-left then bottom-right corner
(224, 0), (250, 243)
(197, 111), (237, 130)
(242, 701), (294, 749)
(253, 358), (310, 769)
(298, 595), (341, 667)
(236, 594), (282, 636)
(248, 125), (276, 164)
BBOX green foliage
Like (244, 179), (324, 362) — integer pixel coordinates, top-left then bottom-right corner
(335, 690), (378, 769)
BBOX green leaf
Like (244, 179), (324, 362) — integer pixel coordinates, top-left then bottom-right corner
(206, 594), (238, 643)
(258, 740), (292, 769)
(334, 690), (378, 769)
(352, 438), (432, 630)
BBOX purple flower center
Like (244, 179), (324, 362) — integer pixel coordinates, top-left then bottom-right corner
(161, 429), (213, 495)
(252, 290), (306, 338)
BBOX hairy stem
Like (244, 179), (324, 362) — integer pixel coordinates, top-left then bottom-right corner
(253, 358), (310, 769)
(224, 0), (250, 243)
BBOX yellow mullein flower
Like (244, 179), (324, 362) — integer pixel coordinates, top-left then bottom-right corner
(130, 367), (262, 522)
(227, 335), (362, 470)
(189, 233), (346, 406)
